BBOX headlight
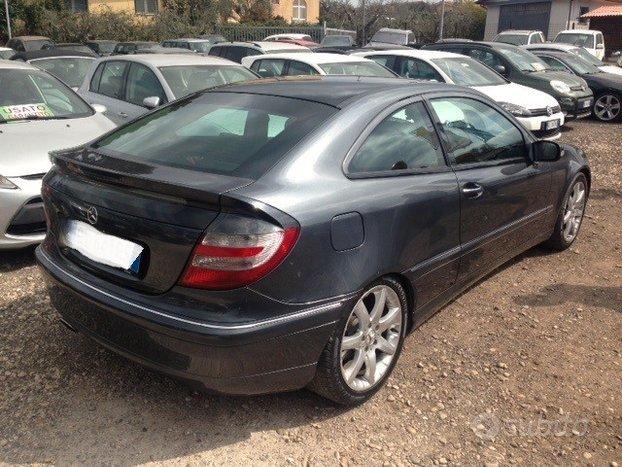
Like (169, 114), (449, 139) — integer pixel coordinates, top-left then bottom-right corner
(0, 176), (18, 190)
(499, 102), (532, 117)
(550, 80), (571, 94)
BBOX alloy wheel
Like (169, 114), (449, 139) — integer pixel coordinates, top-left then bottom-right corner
(562, 181), (586, 243)
(340, 285), (402, 392)
(594, 94), (621, 121)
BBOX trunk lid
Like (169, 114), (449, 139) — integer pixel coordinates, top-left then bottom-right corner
(44, 148), (253, 294)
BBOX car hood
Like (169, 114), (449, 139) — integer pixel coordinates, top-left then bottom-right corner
(533, 70), (586, 87)
(474, 82), (559, 110)
(0, 113), (115, 177)
(599, 65), (622, 76)
(584, 71), (622, 88)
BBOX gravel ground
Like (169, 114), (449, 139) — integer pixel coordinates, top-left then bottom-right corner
(0, 119), (620, 466)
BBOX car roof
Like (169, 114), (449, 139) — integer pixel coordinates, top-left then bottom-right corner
(431, 40), (516, 50)
(265, 33), (311, 39)
(531, 50), (570, 59)
(86, 40), (117, 43)
(497, 30), (539, 34)
(0, 46), (13, 51)
(358, 49), (462, 60)
(215, 41), (310, 51)
(246, 52), (375, 64)
(557, 29), (599, 35)
(11, 35), (51, 41)
(0, 60), (37, 70)
(524, 43), (576, 51)
(214, 75), (461, 108)
(11, 49), (96, 61)
(96, 53), (240, 67)
(165, 38), (211, 43)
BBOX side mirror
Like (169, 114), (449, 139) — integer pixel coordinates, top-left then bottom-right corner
(142, 96), (161, 109)
(494, 64), (507, 75)
(532, 140), (561, 162)
(91, 103), (107, 113)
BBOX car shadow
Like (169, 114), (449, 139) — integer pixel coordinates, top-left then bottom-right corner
(0, 245), (37, 272)
(514, 282), (622, 313)
(0, 292), (348, 464)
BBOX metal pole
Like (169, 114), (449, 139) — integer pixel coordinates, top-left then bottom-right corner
(361, 0), (366, 45)
(4, 0), (11, 40)
(439, 0), (445, 41)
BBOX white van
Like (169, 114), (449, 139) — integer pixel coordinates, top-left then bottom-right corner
(554, 30), (605, 60)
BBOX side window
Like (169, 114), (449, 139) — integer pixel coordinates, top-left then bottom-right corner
(585, 35), (595, 48)
(531, 33), (543, 44)
(366, 55), (397, 72)
(125, 63), (166, 106)
(430, 97), (526, 166)
(349, 102), (445, 174)
(398, 58), (443, 81)
(466, 48), (503, 69)
(97, 61), (129, 100)
(539, 56), (569, 72)
(208, 46), (223, 57)
(253, 59), (286, 77)
(287, 60), (318, 76)
(89, 63), (105, 92)
(226, 46), (254, 63)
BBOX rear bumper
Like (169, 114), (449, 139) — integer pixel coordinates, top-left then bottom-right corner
(0, 177), (46, 250)
(36, 246), (349, 395)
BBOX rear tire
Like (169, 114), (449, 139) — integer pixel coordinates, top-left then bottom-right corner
(544, 173), (588, 251)
(593, 93), (622, 122)
(308, 277), (408, 406)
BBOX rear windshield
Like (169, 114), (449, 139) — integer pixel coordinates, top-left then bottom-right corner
(158, 65), (257, 98)
(92, 92), (337, 179)
(570, 47), (604, 66)
(555, 33), (594, 49)
(319, 61), (395, 77)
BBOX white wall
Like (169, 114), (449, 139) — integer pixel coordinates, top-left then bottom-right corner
(549, 0), (613, 39)
(484, 5), (501, 40)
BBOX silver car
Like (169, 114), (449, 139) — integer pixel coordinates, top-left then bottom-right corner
(77, 54), (258, 125)
(0, 61), (115, 249)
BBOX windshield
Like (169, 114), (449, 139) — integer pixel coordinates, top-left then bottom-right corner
(0, 69), (92, 122)
(31, 57), (94, 87)
(188, 42), (211, 53)
(558, 53), (602, 74)
(159, 65), (257, 98)
(495, 34), (528, 46)
(319, 61), (395, 77)
(432, 57), (507, 86)
(25, 40), (54, 51)
(92, 93), (337, 180)
(570, 47), (604, 66)
(321, 35), (352, 47)
(555, 33), (594, 48)
(497, 47), (548, 72)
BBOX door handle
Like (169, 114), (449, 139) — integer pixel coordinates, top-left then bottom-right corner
(462, 182), (484, 199)
(118, 112), (128, 118)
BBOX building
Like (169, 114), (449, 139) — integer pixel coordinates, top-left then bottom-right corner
(581, 4), (622, 54)
(68, 0), (319, 23)
(480, 0), (622, 41)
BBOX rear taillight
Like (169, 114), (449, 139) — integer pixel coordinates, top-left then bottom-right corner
(179, 213), (299, 290)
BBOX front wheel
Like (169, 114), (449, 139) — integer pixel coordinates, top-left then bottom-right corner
(593, 93), (622, 122)
(544, 173), (588, 250)
(308, 277), (408, 405)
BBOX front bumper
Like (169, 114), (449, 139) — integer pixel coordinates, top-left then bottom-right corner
(36, 245), (349, 395)
(516, 112), (565, 140)
(559, 95), (594, 120)
(0, 176), (46, 249)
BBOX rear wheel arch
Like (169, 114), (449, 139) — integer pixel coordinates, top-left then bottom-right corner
(383, 273), (416, 332)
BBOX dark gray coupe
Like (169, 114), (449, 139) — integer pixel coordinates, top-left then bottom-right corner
(36, 76), (590, 405)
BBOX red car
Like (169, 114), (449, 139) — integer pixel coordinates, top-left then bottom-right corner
(264, 34), (319, 48)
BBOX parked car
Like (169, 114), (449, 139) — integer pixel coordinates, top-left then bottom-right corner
(197, 34), (227, 43)
(356, 49), (564, 140)
(42, 43), (98, 57)
(263, 33), (319, 48)
(532, 50), (622, 122)
(6, 36), (54, 52)
(366, 28), (416, 48)
(524, 43), (622, 76)
(78, 54), (258, 125)
(241, 53), (397, 78)
(161, 38), (217, 53)
(135, 45), (194, 55)
(424, 41), (594, 120)
(10, 49), (96, 90)
(36, 76), (590, 405)
(0, 60), (115, 250)
(85, 40), (118, 57)
(112, 42), (157, 55)
(208, 41), (310, 63)
(493, 30), (545, 46)
(0, 47), (15, 60)
(554, 30), (605, 60)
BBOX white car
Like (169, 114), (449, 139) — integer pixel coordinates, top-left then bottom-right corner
(494, 30), (546, 46)
(554, 30), (605, 60)
(241, 52), (397, 78)
(524, 43), (622, 76)
(78, 54), (258, 125)
(0, 61), (115, 249)
(356, 49), (565, 140)
(264, 33), (315, 43)
(0, 47), (15, 60)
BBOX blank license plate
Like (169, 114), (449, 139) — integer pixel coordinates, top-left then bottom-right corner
(581, 99), (593, 109)
(63, 220), (143, 272)
(545, 119), (560, 130)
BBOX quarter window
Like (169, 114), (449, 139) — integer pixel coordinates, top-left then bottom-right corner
(430, 97), (526, 166)
(349, 102), (445, 174)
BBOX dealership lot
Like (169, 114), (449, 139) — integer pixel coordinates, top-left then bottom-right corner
(0, 119), (620, 465)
